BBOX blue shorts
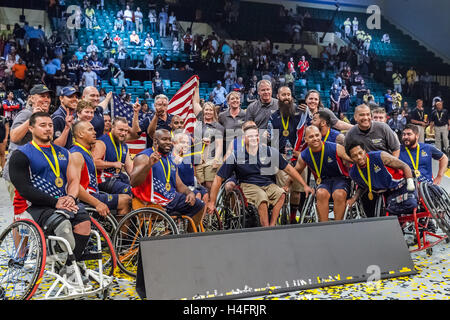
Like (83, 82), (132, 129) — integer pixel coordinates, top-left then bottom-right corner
(385, 184), (418, 216)
(193, 185), (208, 198)
(91, 192), (119, 210)
(317, 177), (351, 195)
(166, 192), (205, 218)
(98, 174), (131, 195)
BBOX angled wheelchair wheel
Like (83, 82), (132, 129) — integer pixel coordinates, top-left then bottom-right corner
(344, 200), (367, 220)
(202, 209), (223, 232)
(277, 193), (291, 226)
(421, 183), (450, 238)
(221, 186), (246, 230)
(299, 194), (318, 224)
(86, 207), (118, 239)
(374, 194), (386, 217)
(112, 207), (179, 277)
(0, 219), (46, 300)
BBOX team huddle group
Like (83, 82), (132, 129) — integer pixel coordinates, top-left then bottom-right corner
(4, 79), (449, 268)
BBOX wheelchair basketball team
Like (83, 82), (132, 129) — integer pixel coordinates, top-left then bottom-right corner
(3, 81), (450, 291)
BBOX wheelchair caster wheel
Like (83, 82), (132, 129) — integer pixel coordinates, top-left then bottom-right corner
(426, 248), (433, 256)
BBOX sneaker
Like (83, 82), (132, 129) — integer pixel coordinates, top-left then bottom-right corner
(59, 263), (90, 287)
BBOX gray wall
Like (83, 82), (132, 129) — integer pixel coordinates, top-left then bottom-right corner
(381, 0), (450, 63)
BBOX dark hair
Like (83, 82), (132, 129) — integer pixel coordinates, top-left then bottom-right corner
(345, 141), (366, 157)
(29, 112), (51, 127)
(112, 116), (129, 126)
(315, 111), (331, 127)
(404, 124), (419, 135)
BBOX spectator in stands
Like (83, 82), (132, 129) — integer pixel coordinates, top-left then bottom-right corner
(388, 109), (407, 141)
(124, 5), (133, 32)
(168, 12), (177, 35)
(11, 58), (27, 90)
(182, 30), (193, 54)
(406, 66), (417, 96)
(381, 33), (390, 44)
(86, 40), (99, 57)
(392, 89), (402, 110)
(143, 48), (154, 70)
(210, 80), (228, 109)
(114, 15), (124, 31)
(410, 99), (428, 143)
(221, 41), (233, 67)
(144, 33), (155, 49)
(355, 79), (368, 106)
(75, 46), (86, 61)
(67, 54), (80, 84)
(292, 22), (301, 44)
(330, 84), (341, 113)
(363, 89), (375, 105)
(430, 101), (449, 153)
(134, 7), (143, 33)
(103, 32), (113, 51)
(113, 33), (122, 46)
(130, 31), (140, 46)
(159, 7), (168, 37)
(172, 37), (180, 52)
(148, 9), (157, 33)
(421, 71), (433, 103)
(116, 44), (128, 70)
(352, 17), (359, 36)
(385, 59), (393, 84)
(85, 5), (95, 29)
(53, 64), (71, 96)
(152, 71), (164, 97)
(392, 70), (403, 94)
(81, 66), (98, 88)
(297, 56), (309, 79)
(384, 89), (394, 114)
(343, 18), (351, 39)
(339, 86), (350, 114)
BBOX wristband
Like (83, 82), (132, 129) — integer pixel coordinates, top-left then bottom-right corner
(68, 194), (78, 202)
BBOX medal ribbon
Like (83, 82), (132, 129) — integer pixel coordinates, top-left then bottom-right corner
(74, 142), (97, 173)
(357, 156), (372, 195)
(323, 129), (330, 143)
(309, 143), (325, 181)
(405, 145), (420, 172)
(31, 141), (61, 180)
(281, 115), (290, 133)
(109, 132), (122, 163)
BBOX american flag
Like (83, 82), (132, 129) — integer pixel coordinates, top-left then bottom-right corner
(110, 93), (147, 155)
(167, 75), (199, 134)
(293, 110), (309, 154)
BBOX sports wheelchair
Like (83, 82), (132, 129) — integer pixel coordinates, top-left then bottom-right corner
(373, 181), (450, 255)
(214, 180), (291, 229)
(112, 198), (208, 278)
(299, 180), (366, 224)
(0, 210), (116, 300)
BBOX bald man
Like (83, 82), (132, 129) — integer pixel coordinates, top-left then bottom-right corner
(290, 126), (353, 222)
(70, 121), (131, 217)
(82, 86), (111, 138)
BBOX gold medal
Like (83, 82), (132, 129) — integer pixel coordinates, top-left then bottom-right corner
(283, 130), (290, 137)
(159, 154), (172, 192)
(415, 169), (421, 177)
(109, 132), (123, 169)
(368, 192), (374, 201)
(281, 115), (290, 138)
(32, 141), (63, 189)
(316, 178), (322, 185)
(55, 177), (64, 188)
(165, 182), (171, 191)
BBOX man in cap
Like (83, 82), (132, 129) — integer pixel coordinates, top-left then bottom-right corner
(52, 86), (79, 149)
(3, 84), (52, 200)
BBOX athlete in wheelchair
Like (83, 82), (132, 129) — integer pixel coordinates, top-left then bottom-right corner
(287, 126), (354, 223)
(0, 112), (115, 300)
(111, 129), (205, 277)
(207, 124), (313, 227)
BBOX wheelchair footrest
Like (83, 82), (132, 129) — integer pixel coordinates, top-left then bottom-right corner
(79, 252), (103, 261)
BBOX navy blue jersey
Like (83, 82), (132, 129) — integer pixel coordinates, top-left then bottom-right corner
(98, 133), (128, 182)
(70, 144), (98, 194)
(399, 143), (444, 183)
(349, 151), (404, 192)
(300, 142), (348, 180)
(52, 105), (74, 149)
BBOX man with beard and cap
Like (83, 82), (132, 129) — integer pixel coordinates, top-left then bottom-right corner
(310, 110), (345, 145)
(268, 86), (306, 224)
(399, 124), (448, 186)
(130, 129), (205, 232)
